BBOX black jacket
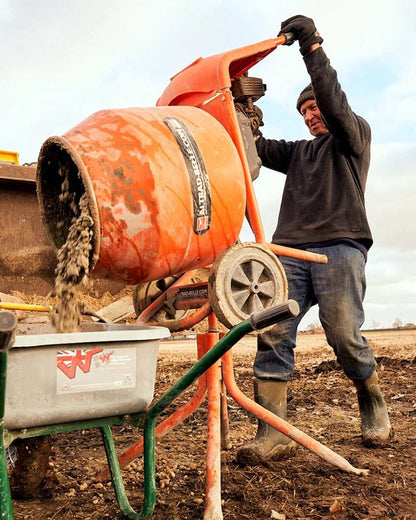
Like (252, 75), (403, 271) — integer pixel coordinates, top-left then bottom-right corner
(256, 47), (373, 249)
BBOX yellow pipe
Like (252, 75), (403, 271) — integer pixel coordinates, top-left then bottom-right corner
(0, 302), (54, 313)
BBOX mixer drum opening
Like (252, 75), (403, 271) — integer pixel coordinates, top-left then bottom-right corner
(36, 138), (101, 272)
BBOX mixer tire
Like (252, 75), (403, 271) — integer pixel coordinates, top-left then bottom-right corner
(208, 243), (288, 329)
(133, 280), (165, 316)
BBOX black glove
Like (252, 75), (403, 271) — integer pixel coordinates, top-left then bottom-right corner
(278, 15), (323, 56)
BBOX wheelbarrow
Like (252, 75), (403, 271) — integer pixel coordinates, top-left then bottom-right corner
(0, 301), (308, 519)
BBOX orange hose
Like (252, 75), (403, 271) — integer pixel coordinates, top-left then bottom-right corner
(267, 242), (328, 264)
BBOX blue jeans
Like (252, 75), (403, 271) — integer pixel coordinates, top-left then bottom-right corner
(253, 244), (376, 382)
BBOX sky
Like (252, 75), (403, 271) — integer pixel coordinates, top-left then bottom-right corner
(1, 0), (415, 329)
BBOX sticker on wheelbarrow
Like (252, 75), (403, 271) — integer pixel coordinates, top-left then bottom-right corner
(56, 348), (136, 394)
(164, 117), (211, 234)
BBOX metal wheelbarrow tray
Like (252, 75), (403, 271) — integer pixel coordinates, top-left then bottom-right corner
(4, 323), (170, 430)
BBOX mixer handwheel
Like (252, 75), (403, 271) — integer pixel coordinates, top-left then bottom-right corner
(208, 243), (288, 329)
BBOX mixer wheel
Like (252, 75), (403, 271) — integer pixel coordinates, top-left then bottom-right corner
(208, 243), (288, 329)
(133, 277), (192, 328)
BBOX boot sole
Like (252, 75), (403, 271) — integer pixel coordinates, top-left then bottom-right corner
(362, 426), (394, 448)
(236, 441), (297, 466)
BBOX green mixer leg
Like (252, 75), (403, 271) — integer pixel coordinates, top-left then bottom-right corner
(100, 424), (140, 519)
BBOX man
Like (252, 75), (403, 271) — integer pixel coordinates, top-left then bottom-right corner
(237, 15), (392, 465)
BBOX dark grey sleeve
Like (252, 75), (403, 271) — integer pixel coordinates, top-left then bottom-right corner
(255, 133), (297, 174)
(304, 47), (371, 155)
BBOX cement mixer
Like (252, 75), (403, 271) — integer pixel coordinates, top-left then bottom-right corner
(37, 106), (246, 284)
(36, 34), (327, 330)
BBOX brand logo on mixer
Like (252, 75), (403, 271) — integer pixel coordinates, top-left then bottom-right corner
(57, 349), (104, 379)
(164, 117), (212, 235)
(196, 215), (209, 232)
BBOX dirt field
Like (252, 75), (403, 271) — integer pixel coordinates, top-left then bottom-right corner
(10, 325), (416, 520)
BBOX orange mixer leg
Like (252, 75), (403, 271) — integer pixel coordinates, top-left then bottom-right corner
(203, 315), (223, 520)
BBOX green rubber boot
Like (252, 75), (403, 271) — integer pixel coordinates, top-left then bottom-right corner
(237, 379), (296, 465)
(354, 371), (392, 447)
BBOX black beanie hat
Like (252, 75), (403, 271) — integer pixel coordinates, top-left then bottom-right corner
(296, 84), (314, 113)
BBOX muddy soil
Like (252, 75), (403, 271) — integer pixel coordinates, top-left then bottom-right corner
(10, 328), (416, 520)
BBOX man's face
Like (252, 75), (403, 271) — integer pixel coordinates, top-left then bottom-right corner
(300, 99), (329, 137)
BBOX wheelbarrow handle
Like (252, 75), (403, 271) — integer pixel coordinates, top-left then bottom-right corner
(249, 300), (299, 331)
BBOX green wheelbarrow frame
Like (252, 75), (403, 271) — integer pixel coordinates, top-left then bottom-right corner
(0, 302), (298, 519)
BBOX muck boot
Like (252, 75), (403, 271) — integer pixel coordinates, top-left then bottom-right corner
(237, 378), (296, 465)
(353, 371), (392, 447)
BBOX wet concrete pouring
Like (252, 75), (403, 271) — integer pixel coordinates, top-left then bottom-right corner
(52, 169), (94, 333)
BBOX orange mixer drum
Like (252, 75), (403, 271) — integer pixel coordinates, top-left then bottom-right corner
(36, 106), (246, 284)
